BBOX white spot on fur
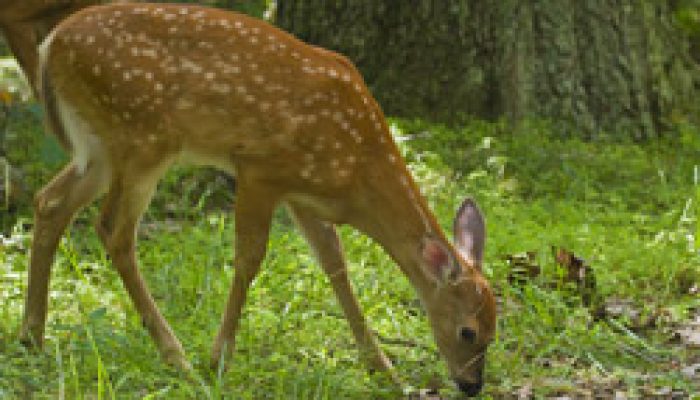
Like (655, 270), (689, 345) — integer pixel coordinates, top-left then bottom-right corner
(211, 83), (231, 94)
(181, 59), (203, 74)
(176, 98), (194, 110)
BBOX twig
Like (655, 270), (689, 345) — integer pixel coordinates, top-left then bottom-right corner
(373, 330), (440, 356)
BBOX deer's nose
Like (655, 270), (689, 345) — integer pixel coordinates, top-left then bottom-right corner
(456, 379), (483, 397)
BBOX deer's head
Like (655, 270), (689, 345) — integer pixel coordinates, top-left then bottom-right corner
(419, 199), (496, 396)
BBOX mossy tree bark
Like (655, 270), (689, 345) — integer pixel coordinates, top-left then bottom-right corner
(277, 1), (699, 139)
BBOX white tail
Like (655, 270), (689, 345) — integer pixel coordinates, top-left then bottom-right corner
(1, 2), (496, 395)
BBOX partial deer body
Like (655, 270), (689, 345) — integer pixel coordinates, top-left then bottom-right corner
(1, 2), (496, 396)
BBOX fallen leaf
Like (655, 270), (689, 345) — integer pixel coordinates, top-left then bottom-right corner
(681, 363), (700, 379)
(603, 298), (642, 323)
(517, 382), (533, 399)
(553, 247), (598, 306)
(614, 391), (628, 400)
(407, 388), (442, 400)
(675, 315), (700, 348)
(672, 266), (700, 295)
(506, 251), (540, 286)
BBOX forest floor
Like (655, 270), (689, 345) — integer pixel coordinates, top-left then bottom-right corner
(0, 115), (699, 399)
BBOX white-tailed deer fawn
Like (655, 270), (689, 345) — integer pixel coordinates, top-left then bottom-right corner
(1, 1), (496, 396)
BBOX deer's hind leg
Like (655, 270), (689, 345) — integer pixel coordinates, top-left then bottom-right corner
(20, 160), (110, 348)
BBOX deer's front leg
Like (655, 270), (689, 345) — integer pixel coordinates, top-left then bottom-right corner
(287, 204), (400, 384)
(96, 169), (189, 371)
(210, 182), (277, 371)
(21, 161), (108, 348)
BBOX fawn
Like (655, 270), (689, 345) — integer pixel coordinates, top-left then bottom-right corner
(0, 1), (496, 396)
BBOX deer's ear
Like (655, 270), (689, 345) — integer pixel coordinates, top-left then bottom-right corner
(420, 236), (459, 284)
(453, 198), (486, 270)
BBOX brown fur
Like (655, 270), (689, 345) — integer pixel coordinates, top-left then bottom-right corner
(3, 2), (496, 396)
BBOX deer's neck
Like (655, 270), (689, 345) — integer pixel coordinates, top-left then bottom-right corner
(353, 163), (448, 296)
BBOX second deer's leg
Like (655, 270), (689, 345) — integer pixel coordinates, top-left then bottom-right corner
(96, 166), (189, 370)
(210, 181), (277, 370)
(287, 204), (397, 378)
(20, 161), (109, 348)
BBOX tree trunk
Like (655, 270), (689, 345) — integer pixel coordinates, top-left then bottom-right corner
(277, 1), (699, 139)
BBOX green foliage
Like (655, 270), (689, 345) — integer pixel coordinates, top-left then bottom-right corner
(1, 119), (698, 398)
(674, 0), (700, 33)
(0, 59), (32, 104)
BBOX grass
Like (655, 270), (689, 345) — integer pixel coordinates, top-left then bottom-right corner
(1, 115), (699, 399)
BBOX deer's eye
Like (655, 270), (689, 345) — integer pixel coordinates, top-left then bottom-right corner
(460, 327), (476, 343)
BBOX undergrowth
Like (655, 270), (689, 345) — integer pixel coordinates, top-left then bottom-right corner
(1, 117), (698, 399)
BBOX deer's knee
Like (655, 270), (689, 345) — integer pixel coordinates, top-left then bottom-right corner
(33, 188), (65, 221)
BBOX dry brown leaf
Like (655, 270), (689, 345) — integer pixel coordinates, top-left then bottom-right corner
(675, 315), (700, 348)
(506, 251), (540, 286)
(516, 382), (533, 399)
(553, 247), (598, 306)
